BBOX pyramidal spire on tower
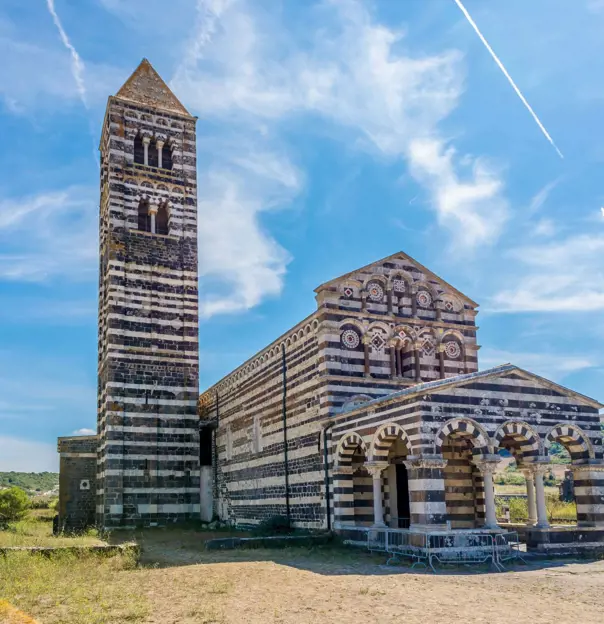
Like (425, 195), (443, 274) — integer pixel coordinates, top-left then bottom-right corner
(115, 58), (192, 117)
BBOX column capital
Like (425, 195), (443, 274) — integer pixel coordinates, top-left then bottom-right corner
(525, 461), (551, 476)
(365, 462), (389, 477)
(472, 454), (501, 474)
(147, 203), (159, 215)
(142, 135), (152, 145)
(403, 455), (447, 470)
(437, 343), (446, 353)
(155, 139), (165, 149)
(332, 465), (353, 476)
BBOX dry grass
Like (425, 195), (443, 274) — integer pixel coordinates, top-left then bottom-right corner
(495, 484), (559, 496)
(2, 527), (604, 623)
(0, 551), (148, 624)
(0, 510), (105, 548)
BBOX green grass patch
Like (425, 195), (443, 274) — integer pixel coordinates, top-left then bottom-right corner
(0, 510), (104, 548)
(0, 550), (148, 624)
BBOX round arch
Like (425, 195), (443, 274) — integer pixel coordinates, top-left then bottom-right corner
(334, 431), (368, 468)
(435, 417), (492, 456)
(493, 420), (541, 463)
(369, 423), (413, 462)
(545, 423), (595, 464)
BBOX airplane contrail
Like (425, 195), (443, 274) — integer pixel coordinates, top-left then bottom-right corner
(46, 0), (87, 108)
(453, 0), (563, 159)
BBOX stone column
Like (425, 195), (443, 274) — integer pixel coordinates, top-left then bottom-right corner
(363, 335), (371, 378)
(332, 465), (355, 528)
(435, 301), (442, 321)
(386, 287), (393, 315)
(142, 136), (151, 166)
(156, 140), (164, 168)
(473, 456), (501, 529)
(437, 344), (445, 379)
(396, 346), (403, 378)
(403, 456), (448, 530)
(361, 292), (367, 313)
(522, 469), (538, 525)
(531, 464), (550, 529)
(148, 202), (158, 234)
(571, 463), (604, 528)
(388, 341), (396, 379)
(366, 462), (388, 527)
(413, 341), (422, 382)
(411, 287), (418, 318)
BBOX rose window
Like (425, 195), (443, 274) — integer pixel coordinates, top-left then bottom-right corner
(416, 290), (433, 308)
(444, 341), (461, 359)
(341, 329), (360, 350)
(367, 283), (384, 302)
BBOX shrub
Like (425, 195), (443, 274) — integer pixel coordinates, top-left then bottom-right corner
(546, 494), (576, 523)
(0, 487), (31, 527)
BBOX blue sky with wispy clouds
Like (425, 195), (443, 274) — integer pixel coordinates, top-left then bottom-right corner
(1, 0), (604, 471)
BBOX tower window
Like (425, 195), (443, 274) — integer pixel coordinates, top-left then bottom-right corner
(162, 143), (173, 170)
(148, 139), (159, 167)
(133, 134), (145, 164)
(156, 204), (169, 236)
(137, 200), (150, 232)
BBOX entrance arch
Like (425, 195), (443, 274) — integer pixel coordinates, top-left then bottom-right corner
(369, 423), (413, 527)
(436, 417), (493, 529)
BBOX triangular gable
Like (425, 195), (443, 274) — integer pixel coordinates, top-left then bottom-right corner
(432, 365), (603, 409)
(115, 59), (192, 117)
(338, 364), (603, 415)
(314, 251), (479, 308)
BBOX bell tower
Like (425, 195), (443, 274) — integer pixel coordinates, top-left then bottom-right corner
(97, 59), (200, 527)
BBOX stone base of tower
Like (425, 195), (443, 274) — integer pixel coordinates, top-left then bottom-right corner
(97, 474), (202, 529)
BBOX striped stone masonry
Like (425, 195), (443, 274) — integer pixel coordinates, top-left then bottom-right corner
(95, 60), (200, 528)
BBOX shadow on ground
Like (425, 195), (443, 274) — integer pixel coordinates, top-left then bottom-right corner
(106, 525), (600, 577)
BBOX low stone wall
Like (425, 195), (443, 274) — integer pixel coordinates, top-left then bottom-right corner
(0, 543), (139, 559)
(526, 527), (604, 556)
(205, 534), (332, 550)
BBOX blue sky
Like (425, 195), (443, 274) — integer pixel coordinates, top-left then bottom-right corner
(1, 0), (604, 471)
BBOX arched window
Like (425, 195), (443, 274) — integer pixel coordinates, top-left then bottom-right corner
(133, 134), (145, 165)
(156, 204), (169, 235)
(148, 139), (159, 167)
(162, 143), (173, 170)
(138, 200), (150, 232)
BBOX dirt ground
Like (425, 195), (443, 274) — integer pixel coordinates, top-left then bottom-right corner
(4, 528), (604, 624)
(125, 532), (604, 624)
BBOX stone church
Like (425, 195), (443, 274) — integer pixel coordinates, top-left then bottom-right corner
(57, 60), (604, 552)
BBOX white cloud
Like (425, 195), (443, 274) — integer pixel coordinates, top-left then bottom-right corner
(532, 217), (557, 237)
(72, 428), (96, 436)
(480, 347), (597, 382)
(0, 187), (97, 281)
(489, 233), (604, 312)
(0, 436), (59, 472)
(528, 179), (560, 214)
(170, 0), (509, 313)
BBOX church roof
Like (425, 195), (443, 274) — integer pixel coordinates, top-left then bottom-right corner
(339, 364), (603, 414)
(314, 251), (479, 308)
(114, 58), (192, 117)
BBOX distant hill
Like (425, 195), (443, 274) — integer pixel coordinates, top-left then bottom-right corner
(0, 472), (59, 493)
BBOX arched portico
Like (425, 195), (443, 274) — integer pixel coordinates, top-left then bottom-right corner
(369, 424), (413, 527)
(436, 417), (499, 529)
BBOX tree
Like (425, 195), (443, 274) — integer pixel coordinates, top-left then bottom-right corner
(0, 487), (30, 527)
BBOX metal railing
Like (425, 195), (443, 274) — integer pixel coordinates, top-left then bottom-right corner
(388, 516), (411, 529)
(366, 527), (524, 572)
